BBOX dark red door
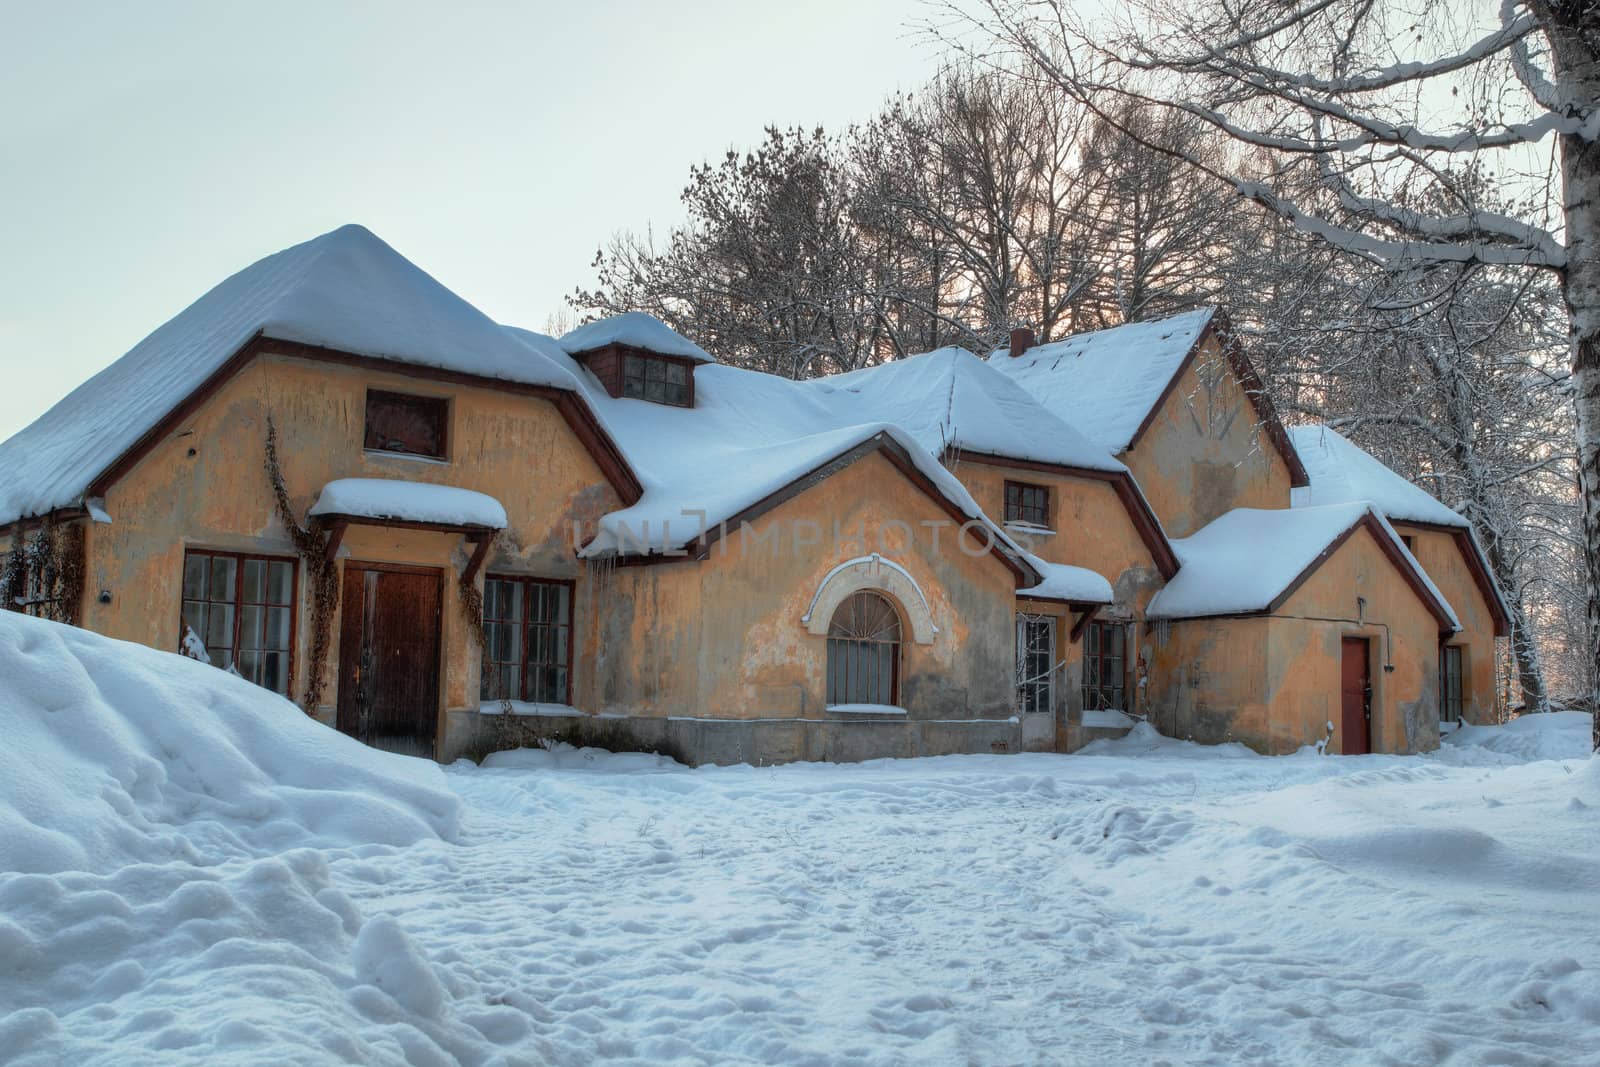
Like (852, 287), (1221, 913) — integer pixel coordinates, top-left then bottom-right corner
(337, 564), (442, 757)
(1340, 637), (1371, 755)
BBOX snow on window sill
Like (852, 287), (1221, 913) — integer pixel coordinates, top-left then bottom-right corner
(826, 703), (909, 716)
(1004, 522), (1056, 537)
(364, 449), (449, 466)
(477, 700), (583, 717)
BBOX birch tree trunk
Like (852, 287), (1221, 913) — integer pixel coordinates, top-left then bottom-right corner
(1546, 5), (1600, 744)
(1561, 140), (1600, 742)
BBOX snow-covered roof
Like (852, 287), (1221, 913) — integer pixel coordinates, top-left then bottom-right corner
(0, 224), (582, 526)
(1017, 556), (1115, 605)
(986, 309), (1215, 453)
(559, 312), (716, 364)
(1288, 425), (1466, 528)
(1147, 503), (1458, 629)
(804, 347), (1126, 474)
(308, 478), (507, 530)
(503, 325), (1036, 571)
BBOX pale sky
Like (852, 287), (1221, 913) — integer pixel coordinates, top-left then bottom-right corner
(0, 1), (942, 440)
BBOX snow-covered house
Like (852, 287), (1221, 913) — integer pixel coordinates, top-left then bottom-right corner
(0, 225), (1506, 762)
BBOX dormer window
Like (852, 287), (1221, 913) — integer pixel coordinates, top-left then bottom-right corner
(559, 313), (713, 408)
(623, 353), (690, 406)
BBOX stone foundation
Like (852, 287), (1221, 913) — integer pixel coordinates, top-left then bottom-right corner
(439, 709), (1037, 767)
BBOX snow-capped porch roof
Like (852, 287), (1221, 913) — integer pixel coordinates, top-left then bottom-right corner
(1147, 502), (1459, 630)
(308, 478), (508, 530)
(1016, 557), (1115, 606)
(0, 225), (593, 527)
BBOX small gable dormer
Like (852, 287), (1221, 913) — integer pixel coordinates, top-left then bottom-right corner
(559, 312), (715, 408)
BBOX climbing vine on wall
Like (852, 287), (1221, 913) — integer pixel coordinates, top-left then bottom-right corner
(1, 518), (85, 624)
(264, 415), (340, 713)
(0, 536), (23, 613)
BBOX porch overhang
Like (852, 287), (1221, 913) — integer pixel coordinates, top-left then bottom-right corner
(309, 478), (506, 583)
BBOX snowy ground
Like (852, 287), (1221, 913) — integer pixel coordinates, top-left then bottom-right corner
(2, 614), (1597, 1066)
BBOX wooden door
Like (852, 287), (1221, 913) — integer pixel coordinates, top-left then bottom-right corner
(337, 564), (442, 757)
(1340, 636), (1371, 755)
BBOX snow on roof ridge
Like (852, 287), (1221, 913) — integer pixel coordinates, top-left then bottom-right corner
(0, 224), (581, 526)
(559, 312), (716, 364)
(807, 346), (1127, 474)
(1288, 424), (1468, 529)
(1147, 502), (1458, 629)
(1004, 306), (1217, 359)
(984, 307), (1218, 454)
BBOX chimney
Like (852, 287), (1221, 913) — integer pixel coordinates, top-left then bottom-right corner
(1009, 326), (1035, 359)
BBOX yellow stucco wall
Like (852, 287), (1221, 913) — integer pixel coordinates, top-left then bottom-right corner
(591, 450), (1021, 725)
(950, 461), (1162, 609)
(1147, 524), (1447, 754)
(1122, 338), (1293, 537)
(80, 348), (622, 735)
(1392, 523), (1499, 724)
(952, 459), (1164, 734)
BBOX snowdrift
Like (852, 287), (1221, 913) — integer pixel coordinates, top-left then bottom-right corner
(0, 611), (458, 875)
(1442, 710), (1594, 764)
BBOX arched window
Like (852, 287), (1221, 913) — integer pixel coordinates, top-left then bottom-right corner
(826, 591), (902, 707)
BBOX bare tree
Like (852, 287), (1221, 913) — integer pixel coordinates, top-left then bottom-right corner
(952, 0), (1600, 744)
(574, 126), (882, 378)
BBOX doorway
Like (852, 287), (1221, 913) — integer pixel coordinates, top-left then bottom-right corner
(1340, 636), (1372, 755)
(337, 563), (443, 757)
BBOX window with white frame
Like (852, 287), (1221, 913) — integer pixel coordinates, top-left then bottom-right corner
(1016, 613), (1056, 714)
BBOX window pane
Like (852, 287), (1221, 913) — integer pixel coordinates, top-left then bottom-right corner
(239, 605), (263, 651)
(209, 557), (236, 601)
(262, 652), (286, 694)
(206, 603), (234, 647)
(243, 559), (264, 604)
(268, 562), (293, 605)
(666, 362), (686, 386)
(266, 607), (291, 651)
(236, 650), (260, 685)
(183, 555), (207, 599)
(182, 601), (206, 639)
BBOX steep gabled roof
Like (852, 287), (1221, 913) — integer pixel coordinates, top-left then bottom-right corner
(806, 347), (1126, 474)
(1289, 425), (1466, 527)
(0, 225), (597, 526)
(988, 308), (1309, 486)
(987, 309), (1216, 453)
(1289, 424), (1510, 635)
(560, 312), (717, 363)
(1147, 502), (1459, 632)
